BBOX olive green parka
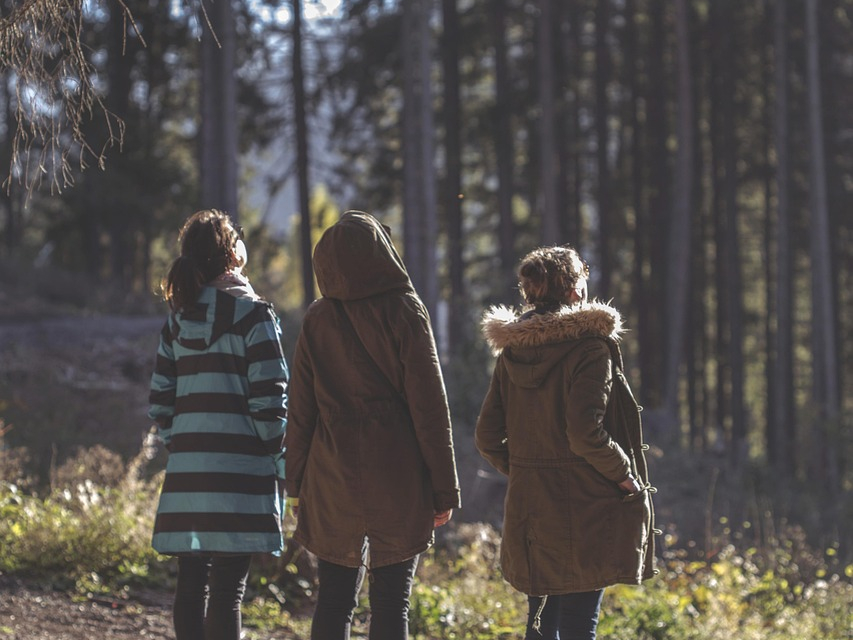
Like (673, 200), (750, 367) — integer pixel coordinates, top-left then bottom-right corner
(475, 302), (655, 595)
(285, 212), (460, 568)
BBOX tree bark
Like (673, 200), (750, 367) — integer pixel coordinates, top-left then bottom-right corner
(594, 0), (612, 299)
(804, 0), (840, 489)
(537, 0), (559, 243)
(625, 0), (650, 395)
(661, 0), (694, 438)
(292, 0), (314, 309)
(402, 0), (439, 326)
(441, 0), (465, 349)
(772, 0), (796, 475)
(720, 0), (747, 468)
(107, 3), (133, 287)
(644, 0), (669, 409)
(491, 0), (516, 300)
(200, 0), (239, 220)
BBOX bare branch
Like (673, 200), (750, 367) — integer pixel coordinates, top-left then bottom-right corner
(0, 0), (125, 194)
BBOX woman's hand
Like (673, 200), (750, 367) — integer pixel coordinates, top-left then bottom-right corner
(618, 474), (643, 494)
(434, 509), (453, 528)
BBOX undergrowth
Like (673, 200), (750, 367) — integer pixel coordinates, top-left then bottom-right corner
(1, 437), (851, 639)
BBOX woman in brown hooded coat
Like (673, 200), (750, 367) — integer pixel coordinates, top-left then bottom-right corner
(285, 211), (461, 640)
(475, 245), (655, 640)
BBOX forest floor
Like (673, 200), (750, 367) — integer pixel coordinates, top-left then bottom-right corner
(0, 573), (308, 639)
(0, 574), (175, 640)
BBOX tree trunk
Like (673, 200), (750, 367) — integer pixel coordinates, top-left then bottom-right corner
(661, 0), (694, 439)
(491, 0), (516, 300)
(644, 0), (669, 410)
(441, 0), (465, 349)
(708, 0), (729, 457)
(594, 0), (612, 299)
(0, 73), (21, 255)
(720, 0), (747, 468)
(200, 0), (239, 220)
(804, 0), (840, 490)
(537, 0), (559, 243)
(107, 3), (133, 286)
(762, 0), (777, 470)
(292, 0), (314, 309)
(625, 0), (650, 396)
(402, 0), (439, 325)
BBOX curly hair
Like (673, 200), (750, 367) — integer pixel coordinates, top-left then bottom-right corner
(518, 245), (590, 307)
(161, 209), (242, 311)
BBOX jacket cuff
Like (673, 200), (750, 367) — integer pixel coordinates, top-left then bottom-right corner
(433, 489), (461, 511)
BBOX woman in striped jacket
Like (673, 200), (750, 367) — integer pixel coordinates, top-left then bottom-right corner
(149, 210), (288, 640)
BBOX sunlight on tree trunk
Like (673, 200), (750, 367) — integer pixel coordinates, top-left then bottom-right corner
(292, 0), (314, 309)
(200, 0), (238, 219)
(804, 0), (840, 492)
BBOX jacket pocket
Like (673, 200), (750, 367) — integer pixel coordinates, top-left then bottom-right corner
(609, 488), (652, 582)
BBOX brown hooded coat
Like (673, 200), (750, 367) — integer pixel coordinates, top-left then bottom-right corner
(475, 302), (655, 595)
(285, 212), (460, 568)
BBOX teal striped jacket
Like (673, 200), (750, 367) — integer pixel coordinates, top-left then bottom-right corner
(149, 286), (288, 555)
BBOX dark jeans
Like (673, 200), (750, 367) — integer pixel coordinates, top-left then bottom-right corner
(173, 554), (252, 640)
(311, 556), (419, 640)
(524, 590), (604, 640)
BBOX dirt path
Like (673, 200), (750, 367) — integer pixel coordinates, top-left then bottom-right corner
(0, 576), (309, 640)
(0, 576), (174, 640)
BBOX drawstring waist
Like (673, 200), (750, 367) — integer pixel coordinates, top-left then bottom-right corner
(532, 594), (548, 634)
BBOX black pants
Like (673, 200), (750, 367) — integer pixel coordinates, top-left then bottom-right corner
(311, 556), (419, 640)
(173, 554), (252, 640)
(524, 590), (604, 640)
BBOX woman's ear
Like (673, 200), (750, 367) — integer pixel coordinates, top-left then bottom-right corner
(234, 238), (248, 269)
(568, 279), (588, 304)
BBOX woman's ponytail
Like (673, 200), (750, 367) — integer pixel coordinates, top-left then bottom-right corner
(162, 255), (204, 312)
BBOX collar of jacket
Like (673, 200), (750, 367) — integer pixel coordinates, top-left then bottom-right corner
(481, 301), (623, 355)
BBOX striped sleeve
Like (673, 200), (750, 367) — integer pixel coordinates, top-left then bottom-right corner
(149, 319), (177, 447)
(246, 305), (289, 477)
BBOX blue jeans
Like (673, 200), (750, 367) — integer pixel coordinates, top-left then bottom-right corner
(311, 556), (419, 640)
(173, 554), (252, 640)
(525, 590), (604, 640)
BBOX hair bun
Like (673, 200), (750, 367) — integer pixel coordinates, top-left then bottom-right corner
(519, 258), (547, 283)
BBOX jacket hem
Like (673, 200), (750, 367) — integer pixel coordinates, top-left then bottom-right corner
(512, 574), (646, 596)
(295, 532), (431, 569)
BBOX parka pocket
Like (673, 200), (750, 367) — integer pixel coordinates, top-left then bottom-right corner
(609, 488), (652, 582)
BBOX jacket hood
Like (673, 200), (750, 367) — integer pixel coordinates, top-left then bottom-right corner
(481, 301), (624, 388)
(170, 286), (264, 350)
(313, 211), (412, 301)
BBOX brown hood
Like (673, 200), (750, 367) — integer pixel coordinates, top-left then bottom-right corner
(481, 301), (624, 355)
(313, 211), (412, 301)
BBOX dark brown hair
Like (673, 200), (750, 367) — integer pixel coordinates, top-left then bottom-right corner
(161, 209), (242, 311)
(518, 245), (590, 307)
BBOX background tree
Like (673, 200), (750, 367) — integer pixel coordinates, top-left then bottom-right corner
(199, 0), (238, 218)
(441, 0), (465, 350)
(292, 0), (314, 309)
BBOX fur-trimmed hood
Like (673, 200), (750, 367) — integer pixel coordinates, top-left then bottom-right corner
(482, 301), (623, 353)
(481, 301), (624, 389)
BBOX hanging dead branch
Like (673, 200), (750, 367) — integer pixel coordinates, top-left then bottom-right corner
(0, 0), (143, 195)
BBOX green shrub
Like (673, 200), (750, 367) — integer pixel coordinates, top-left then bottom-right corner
(408, 523), (527, 639)
(0, 444), (164, 590)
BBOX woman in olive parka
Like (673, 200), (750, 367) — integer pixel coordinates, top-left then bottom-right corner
(285, 211), (460, 640)
(475, 245), (655, 640)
